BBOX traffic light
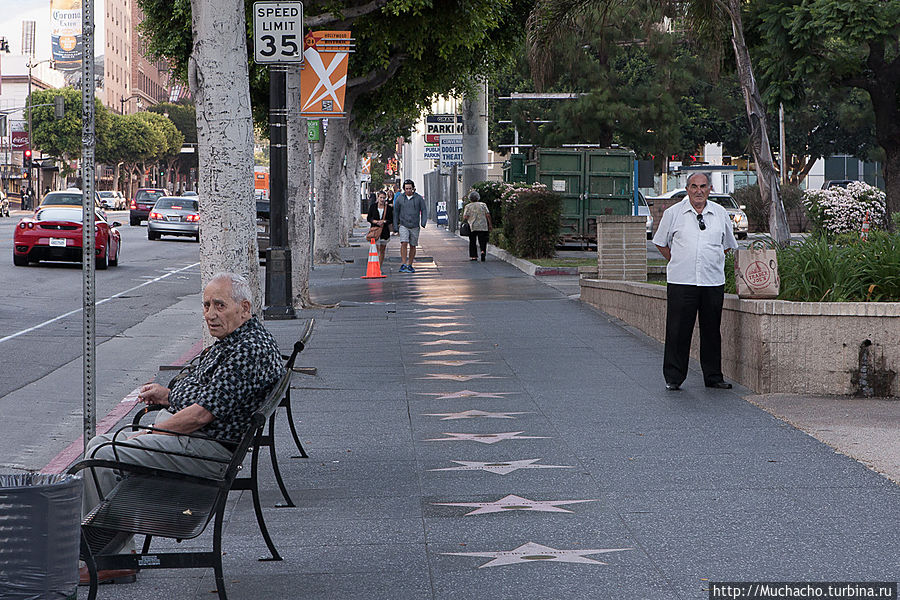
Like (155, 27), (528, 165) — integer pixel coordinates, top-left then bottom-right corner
(54, 95), (65, 119)
(23, 148), (32, 172)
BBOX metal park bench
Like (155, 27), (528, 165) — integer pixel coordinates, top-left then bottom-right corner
(140, 319), (314, 512)
(68, 337), (305, 600)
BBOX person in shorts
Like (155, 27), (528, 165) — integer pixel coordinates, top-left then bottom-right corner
(392, 179), (427, 273)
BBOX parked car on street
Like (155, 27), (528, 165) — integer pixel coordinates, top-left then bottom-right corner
(653, 188), (748, 239)
(182, 190), (198, 197)
(822, 180), (856, 190)
(637, 193), (654, 239)
(130, 188), (167, 225)
(14, 206), (121, 268)
(147, 196), (200, 242)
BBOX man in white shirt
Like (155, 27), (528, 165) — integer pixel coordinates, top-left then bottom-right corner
(652, 172), (738, 391)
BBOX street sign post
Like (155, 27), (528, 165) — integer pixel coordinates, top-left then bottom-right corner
(439, 134), (463, 169)
(252, 2), (303, 64)
(253, 1), (303, 319)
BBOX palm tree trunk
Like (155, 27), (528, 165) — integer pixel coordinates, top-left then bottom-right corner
(724, 0), (790, 245)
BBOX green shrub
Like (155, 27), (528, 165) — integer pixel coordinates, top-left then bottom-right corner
(775, 231), (900, 301)
(503, 188), (561, 258)
(488, 228), (508, 250)
(892, 211), (900, 230)
(733, 183), (803, 232)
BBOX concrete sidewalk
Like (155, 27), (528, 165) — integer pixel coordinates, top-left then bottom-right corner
(91, 225), (900, 599)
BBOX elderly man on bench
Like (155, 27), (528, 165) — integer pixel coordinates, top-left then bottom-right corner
(79, 272), (284, 586)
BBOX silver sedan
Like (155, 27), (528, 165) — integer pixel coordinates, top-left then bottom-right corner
(147, 196), (200, 242)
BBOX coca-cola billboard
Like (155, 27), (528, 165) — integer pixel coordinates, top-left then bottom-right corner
(11, 131), (29, 151)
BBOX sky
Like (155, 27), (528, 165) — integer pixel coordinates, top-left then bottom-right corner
(0, 0), (105, 63)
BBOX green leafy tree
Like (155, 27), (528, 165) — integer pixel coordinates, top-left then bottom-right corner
(748, 0), (900, 224)
(30, 87), (112, 176)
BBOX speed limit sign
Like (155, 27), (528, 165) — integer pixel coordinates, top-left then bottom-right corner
(253, 2), (304, 64)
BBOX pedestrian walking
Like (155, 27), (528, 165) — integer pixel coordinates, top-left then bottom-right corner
(652, 172), (738, 391)
(461, 190), (492, 261)
(392, 179), (427, 273)
(366, 191), (393, 266)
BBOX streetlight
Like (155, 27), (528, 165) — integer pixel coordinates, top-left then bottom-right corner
(26, 58), (53, 206)
(120, 94), (143, 115)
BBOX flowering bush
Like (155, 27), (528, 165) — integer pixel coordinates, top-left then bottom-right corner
(802, 182), (887, 237)
(499, 182), (547, 205)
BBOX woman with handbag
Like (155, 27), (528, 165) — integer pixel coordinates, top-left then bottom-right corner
(366, 191), (393, 266)
(461, 190), (492, 261)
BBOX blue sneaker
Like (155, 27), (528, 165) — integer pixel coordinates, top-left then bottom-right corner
(399, 264), (409, 273)
(407, 265), (416, 273)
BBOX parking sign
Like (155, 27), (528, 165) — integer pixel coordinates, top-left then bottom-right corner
(253, 2), (303, 64)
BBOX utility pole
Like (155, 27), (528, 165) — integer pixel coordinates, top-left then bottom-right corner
(461, 79), (489, 195)
(81, 0), (97, 453)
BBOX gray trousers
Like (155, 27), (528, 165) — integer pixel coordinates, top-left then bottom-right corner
(82, 411), (232, 554)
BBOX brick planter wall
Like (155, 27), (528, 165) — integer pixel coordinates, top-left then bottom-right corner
(580, 278), (900, 396)
(597, 215), (647, 281)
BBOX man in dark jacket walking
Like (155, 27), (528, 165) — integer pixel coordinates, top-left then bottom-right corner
(392, 179), (427, 273)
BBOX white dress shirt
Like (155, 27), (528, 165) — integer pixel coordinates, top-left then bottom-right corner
(652, 197), (738, 286)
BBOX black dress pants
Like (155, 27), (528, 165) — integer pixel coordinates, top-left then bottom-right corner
(468, 231), (488, 258)
(663, 283), (726, 386)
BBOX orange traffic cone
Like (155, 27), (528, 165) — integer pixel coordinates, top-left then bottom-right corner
(361, 239), (386, 278)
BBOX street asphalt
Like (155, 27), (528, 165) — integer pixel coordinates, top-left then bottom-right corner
(61, 224), (900, 599)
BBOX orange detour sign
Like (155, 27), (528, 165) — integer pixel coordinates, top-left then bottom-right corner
(300, 31), (354, 118)
(361, 239), (386, 279)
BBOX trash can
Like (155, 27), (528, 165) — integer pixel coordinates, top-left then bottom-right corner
(0, 473), (82, 600)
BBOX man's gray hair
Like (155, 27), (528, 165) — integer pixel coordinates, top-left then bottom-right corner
(468, 190), (480, 202)
(686, 172), (713, 188)
(208, 272), (253, 304)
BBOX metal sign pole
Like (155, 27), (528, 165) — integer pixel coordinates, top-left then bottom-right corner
(81, 0), (97, 454)
(263, 65), (295, 319)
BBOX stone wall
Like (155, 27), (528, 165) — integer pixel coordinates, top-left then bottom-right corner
(597, 215), (647, 281)
(580, 278), (900, 396)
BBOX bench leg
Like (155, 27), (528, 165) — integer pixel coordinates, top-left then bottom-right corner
(213, 503), (229, 600)
(141, 534), (153, 555)
(281, 390), (308, 458)
(251, 445), (283, 561)
(81, 531), (100, 600)
(268, 415), (296, 508)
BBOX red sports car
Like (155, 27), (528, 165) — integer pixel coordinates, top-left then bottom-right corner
(13, 206), (122, 269)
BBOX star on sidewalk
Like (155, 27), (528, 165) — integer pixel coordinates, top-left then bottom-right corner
(406, 322), (467, 328)
(422, 409), (530, 420)
(442, 542), (631, 568)
(433, 494), (600, 516)
(428, 458), (574, 475)
(417, 360), (489, 367)
(420, 339), (473, 346)
(418, 315), (460, 320)
(424, 431), (549, 444)
(419, 390), (515, 400)
(420, 350), (486, 357)
(419, 373), (500, 381)
(415, 308), (458, 313)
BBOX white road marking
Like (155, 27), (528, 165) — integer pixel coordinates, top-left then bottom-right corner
(0, 262), (200, 345)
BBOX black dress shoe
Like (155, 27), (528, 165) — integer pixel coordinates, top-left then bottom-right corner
(705, 381), (732, 389)
(665, 383), (681, 391)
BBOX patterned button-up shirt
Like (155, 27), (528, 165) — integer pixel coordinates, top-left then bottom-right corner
(168, 316), (284, 443)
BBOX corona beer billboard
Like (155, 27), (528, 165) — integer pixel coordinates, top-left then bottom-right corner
(50, 0), (82, 70)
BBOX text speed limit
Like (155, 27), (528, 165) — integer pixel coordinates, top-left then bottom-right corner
(253, 2), (304, 64)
